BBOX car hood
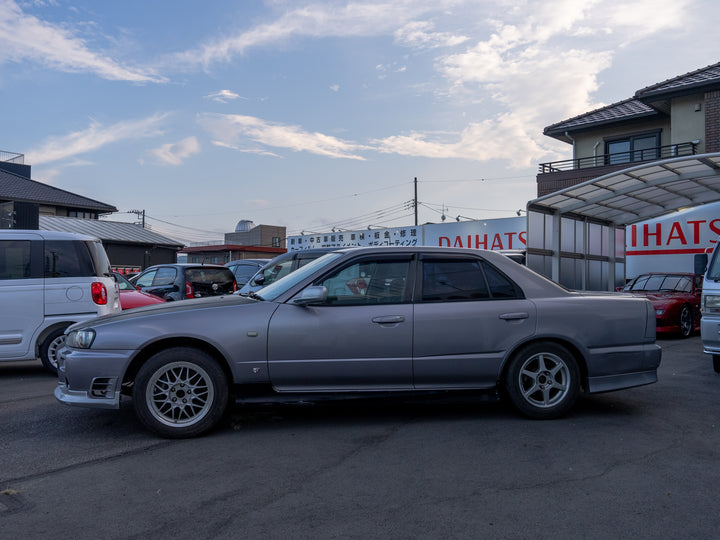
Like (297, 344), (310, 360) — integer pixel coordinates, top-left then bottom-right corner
(68, 294), (260, 331)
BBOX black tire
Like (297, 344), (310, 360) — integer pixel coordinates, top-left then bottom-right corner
(678, 305), (693, 338)
(713, 355), (720, 374)
(133, 347), (229, 438)
(39, 328), (67, 375)
(504, 342), (580, 419)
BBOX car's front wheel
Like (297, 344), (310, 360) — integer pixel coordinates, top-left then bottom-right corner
(504, 342), (580, 419)
(678, 305), (693, 338)
(133, 347), (229, 438)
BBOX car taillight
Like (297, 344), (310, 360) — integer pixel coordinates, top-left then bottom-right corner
(91, 282), (108, 305)
(185, 281), (194, 299)
(232, 280), (237, 292)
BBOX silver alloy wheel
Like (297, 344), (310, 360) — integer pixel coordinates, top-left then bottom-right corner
(46, 334), (66, 369)
(145, 361), (215, 427)
(517, 352), (570, 408)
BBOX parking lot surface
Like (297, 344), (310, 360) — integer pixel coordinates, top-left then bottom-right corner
(1, 336), (718, 539)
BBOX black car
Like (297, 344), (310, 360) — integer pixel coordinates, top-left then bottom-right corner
(130, 264), (237, 301)
(225, 258), (270, 287)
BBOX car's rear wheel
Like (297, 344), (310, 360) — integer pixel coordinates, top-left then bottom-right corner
(679, 305), (693, 338)
(713, 354), (720, 374)
(39, 328), (66, 374)
(504, 342), (580, 419)
(133, 347), (228, 438)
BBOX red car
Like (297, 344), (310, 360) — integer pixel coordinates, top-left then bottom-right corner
(114, 273), (166, 310)
(621, 272), (702, 338)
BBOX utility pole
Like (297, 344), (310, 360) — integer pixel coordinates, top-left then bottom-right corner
(414, 177), (418, 226)
(129, 209), (146, 228)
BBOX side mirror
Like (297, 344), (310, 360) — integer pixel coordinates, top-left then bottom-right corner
(292, 286), (327, 306)
(253, 274), (265, 286)
(695, 253), (708, 275)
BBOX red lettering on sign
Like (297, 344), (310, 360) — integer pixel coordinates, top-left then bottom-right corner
(475, 234), (488, 249)
(710, 219), (720, 237)
(453, 236), (464, 248)
(687, 220), (706, 244)
(491, 234), (503, 250)
(666, 222), (687, 245)
(643, 223), (661, 247)
(518, 231), (527, 245)
(439, 236), (451, 247)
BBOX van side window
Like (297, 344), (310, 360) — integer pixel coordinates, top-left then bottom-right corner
(44, 241), (95, 278)
(0, 240), (31, 280)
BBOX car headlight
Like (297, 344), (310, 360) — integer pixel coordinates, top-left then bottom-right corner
(66, 329), (96, 349)
(703, 294), (720, 314)
(655, 309), (665, 315)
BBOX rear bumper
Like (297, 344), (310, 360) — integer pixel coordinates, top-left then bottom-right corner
(585, 342), (661, 393)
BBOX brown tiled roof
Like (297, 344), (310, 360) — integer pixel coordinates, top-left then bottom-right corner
(544, 61), (720, 141)
(544, 98), (657, 138)
(635, 61), (720, 99)
(0, 168), (116, 213)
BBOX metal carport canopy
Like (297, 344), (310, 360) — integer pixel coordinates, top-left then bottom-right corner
(529, 152), (720, 225)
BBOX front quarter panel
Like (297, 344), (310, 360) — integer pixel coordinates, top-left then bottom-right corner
(61, 300), (280, 401)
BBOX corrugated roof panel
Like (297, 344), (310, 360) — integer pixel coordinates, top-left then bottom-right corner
(529, 153), (720, 225)
(39, 216), (184, 247)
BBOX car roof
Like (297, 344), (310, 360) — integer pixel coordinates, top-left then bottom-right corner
(0, 229), (100, 242)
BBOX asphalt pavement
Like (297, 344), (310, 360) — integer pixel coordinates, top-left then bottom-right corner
(0, 335), (718, 539)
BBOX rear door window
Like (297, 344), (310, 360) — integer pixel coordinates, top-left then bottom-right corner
(152, 267), (177, 286)
(44, 240), (95, 278)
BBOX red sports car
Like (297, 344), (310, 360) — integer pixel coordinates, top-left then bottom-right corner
(621, 272), (702, 338)
(114, 273), (166, 310)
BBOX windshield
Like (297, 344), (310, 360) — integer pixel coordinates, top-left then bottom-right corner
(708, 247), (720, 281)
(258, 252), (343, 301)
(114, 273), (135, 290)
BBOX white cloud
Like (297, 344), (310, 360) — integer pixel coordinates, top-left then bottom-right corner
(394, 20), (468, 49)
(0, 0), (165, 82)
(205, 89), (246, 103)
(150, 136), (201, 165)
(26, 113), (168, 165)
(171, 1), (463, 68)
(330, 84), (340, 92)
(199, 113), (369, 160)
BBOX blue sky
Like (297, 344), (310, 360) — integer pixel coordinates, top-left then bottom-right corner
(2, 0), (718, 244)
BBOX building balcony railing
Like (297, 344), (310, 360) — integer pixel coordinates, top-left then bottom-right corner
(0, 151), (24, 164)
(538, 142), (698, 174)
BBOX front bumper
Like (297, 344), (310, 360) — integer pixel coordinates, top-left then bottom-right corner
(701, 315), (720, 354)
(54, 346), (133, 409)
(54, 383), (120, 409)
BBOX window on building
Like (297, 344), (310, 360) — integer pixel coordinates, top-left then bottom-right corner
(606, 132), (660, 165)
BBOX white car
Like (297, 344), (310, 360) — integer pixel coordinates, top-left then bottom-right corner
(0, 229), (120, 373)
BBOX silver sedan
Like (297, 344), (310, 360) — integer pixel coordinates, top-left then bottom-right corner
(56, 247), (661, 438)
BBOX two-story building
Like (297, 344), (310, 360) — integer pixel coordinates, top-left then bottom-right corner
(528, 62), (720, 290)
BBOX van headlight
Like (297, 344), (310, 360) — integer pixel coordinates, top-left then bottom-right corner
(703, 295), (720, 314)
(66, 329), (96, 349)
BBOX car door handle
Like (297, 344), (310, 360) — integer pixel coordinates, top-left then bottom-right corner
(499, 312), (529, 321)
(372, 315), (405, 324)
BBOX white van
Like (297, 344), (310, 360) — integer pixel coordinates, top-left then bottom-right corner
(0, 230), (120, 373)
(700, 247), (720, 373)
